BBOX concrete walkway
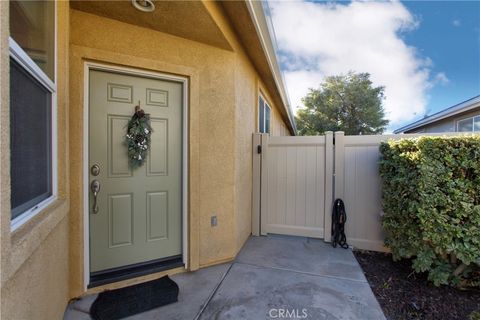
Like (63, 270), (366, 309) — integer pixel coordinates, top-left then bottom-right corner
(64, 235), (385, 320)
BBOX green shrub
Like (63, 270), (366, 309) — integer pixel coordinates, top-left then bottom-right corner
(379, 136), (480, 287)
(470, 311), (480, 320)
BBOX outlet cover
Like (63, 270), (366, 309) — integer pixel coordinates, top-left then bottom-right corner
(211, 215), (217, 227)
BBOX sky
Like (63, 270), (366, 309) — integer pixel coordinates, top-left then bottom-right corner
(267, 0), (480, 131)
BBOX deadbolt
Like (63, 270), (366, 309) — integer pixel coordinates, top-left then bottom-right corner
(91, 164), (100, 176)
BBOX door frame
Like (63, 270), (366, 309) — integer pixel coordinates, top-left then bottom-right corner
(83, 61), (189, 290)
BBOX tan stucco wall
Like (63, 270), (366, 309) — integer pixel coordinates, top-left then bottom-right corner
(203, 2), (291, 255)
(1, 219), (70, 320)
(1, 1), (293, 317)
(0, 2), (71, 320)
(68, 8), (238, 295)
(68, 6), (292, 296)
(232, 28), (258, 254)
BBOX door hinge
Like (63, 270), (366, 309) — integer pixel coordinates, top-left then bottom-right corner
(257, 145), (262, 154)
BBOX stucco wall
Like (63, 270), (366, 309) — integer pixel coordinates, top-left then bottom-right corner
(232, 68), (290, 253)
(1, 219), (70, 320)
(68, 8), (239, 295)
(0, 2), (71, 320)
(1, 2), (293, 317)
(67, 5), (292, 297)
(203, 2), (291, 254)
(233, 52), (257, 253)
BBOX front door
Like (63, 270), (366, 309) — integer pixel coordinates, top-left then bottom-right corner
(89, 69), (183, 274)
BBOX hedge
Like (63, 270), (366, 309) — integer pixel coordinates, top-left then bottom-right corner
(379, 136), (480, 287)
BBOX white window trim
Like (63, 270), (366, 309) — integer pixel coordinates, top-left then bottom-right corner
(259, 94), (271, 134)
(456, 115), (479, 133)
(9, 3), (58, 231)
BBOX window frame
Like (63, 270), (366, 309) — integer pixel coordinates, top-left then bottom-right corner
(456, 115), (479, 133)
(9, 2), (57, 231)
(258, 94), (272, 134)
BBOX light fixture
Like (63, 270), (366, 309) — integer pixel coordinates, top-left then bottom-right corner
(132, 0), (155, 13)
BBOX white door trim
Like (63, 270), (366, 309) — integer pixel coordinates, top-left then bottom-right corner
(83, 61), (189, 290)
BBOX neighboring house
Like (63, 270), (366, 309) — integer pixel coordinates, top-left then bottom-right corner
(0, 1), (296, 319)
(394, 95), (480, 134)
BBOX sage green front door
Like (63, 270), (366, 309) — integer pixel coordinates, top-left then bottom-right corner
(89, 69), (183, 273)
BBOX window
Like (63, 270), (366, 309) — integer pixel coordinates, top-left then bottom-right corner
(259, 95), (271, 134)
(10, 0), (55, 80)
(457, 116), (480, 133)
(9, 0), (56, 228)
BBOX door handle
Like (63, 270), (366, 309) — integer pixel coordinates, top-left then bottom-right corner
(91, 180), (101, 214)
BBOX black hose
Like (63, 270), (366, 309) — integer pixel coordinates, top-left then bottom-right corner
(331, 198), (348, 249)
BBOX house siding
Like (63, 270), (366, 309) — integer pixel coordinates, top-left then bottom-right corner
(405, 108), (480, 133)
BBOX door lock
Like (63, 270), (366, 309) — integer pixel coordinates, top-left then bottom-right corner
(91, 180), (101, 214)
(91, 164), (100, 176)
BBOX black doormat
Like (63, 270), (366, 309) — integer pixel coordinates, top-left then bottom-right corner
(90, 275), (179, 320)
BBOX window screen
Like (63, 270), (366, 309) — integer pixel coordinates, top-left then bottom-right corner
(10, 58), (52, 219)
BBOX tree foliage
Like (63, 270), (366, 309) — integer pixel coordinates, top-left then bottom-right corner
(296, 72), (389, 135)
(379, 136), (480, 287)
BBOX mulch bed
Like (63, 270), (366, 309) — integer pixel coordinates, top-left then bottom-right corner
(353, 250), (480, 320)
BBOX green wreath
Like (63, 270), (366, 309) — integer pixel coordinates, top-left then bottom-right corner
(125, 106), (152, 168)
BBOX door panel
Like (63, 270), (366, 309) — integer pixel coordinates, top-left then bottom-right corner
(89, 70), (183, 273)
(107, 115), (132, 177)
(146, 191), (168, 241)
(147, 118), (168, 176)
(108, 193), (133, 247)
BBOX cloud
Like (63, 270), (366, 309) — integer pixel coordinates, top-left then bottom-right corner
(433, 72), (450, 85)
(452, 19), (461, 27)
(269, 0), (445, 126)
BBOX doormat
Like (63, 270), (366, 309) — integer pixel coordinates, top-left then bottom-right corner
(90, 275), (179, 320)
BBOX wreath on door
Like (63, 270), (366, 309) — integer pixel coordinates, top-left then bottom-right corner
(125, 104), (152, 168)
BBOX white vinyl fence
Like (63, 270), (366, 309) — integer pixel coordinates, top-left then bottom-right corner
(334, 133), (393, 251)
(253, 132), (468, 252)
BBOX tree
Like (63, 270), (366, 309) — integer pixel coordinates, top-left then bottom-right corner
(296, 72), (389, 135)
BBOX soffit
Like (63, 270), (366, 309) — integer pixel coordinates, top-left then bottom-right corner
(70, 0), (232, 51)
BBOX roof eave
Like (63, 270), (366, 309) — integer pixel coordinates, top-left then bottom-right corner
(394, 95), (480, 133)
(244, 1), (297, 135)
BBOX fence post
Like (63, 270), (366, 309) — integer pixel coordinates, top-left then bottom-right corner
(259, 134), (269, 236)
(323, 131), (334, 242)
(252, 133), (262, 236)
(334, 131), (345, 201)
